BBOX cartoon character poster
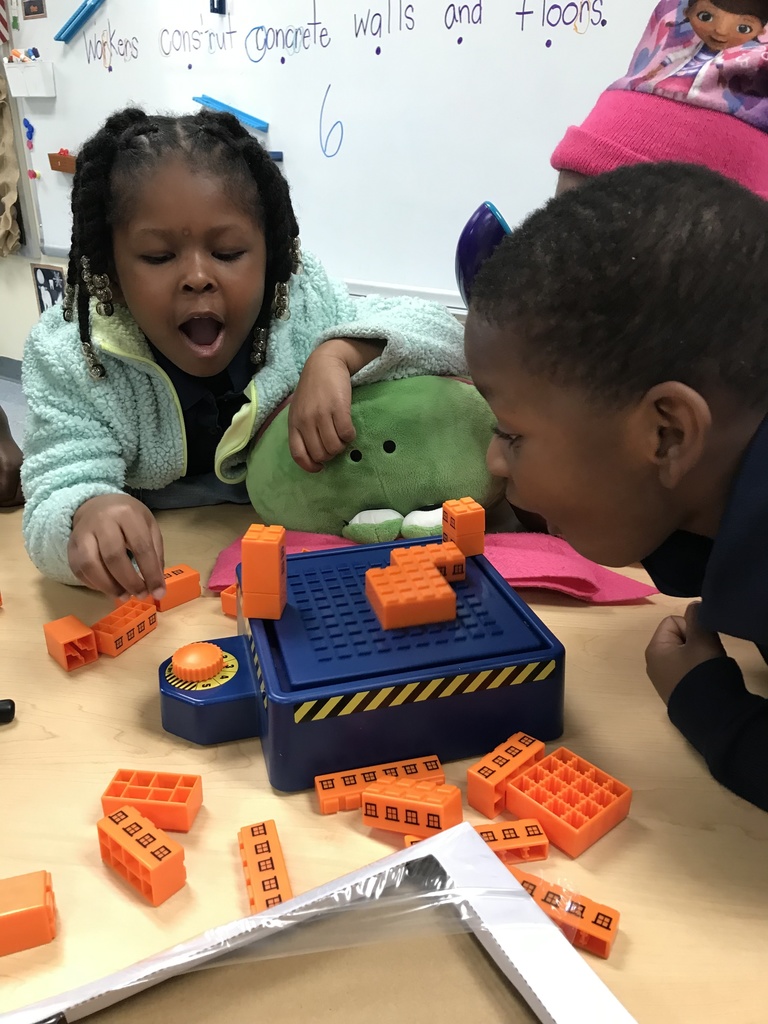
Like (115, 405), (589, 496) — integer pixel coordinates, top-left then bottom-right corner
(609, 0), (768, 132)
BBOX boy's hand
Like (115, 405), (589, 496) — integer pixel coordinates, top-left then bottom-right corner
(288, 338), (383, 473)
(645, 602), (726, 704)
(68, 494), (166, 602)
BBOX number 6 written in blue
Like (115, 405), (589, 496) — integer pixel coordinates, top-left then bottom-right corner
(319, 84), (344, 158)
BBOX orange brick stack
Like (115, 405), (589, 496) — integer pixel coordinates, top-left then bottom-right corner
(390, 540), (466, 582)
(361, 778), (463, 838)
(365, 499), (485, 630)
(467, 731), (546, 818)
(97, 806), (186, 906)
(315, 755), (445, 814)
(240, 524), (287, 620)
(365, 563), (456, 630)
(405, 819), (549, 864)
(442, 497), (485, 557)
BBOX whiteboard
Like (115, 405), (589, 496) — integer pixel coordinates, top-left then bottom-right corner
(9, 0), (649, 305)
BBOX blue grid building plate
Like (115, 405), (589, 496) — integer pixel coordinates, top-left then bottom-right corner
(265, 544), (543, 689)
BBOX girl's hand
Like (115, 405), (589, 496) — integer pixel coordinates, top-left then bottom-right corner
(288, 338), (383, 473)
(645, 602), (726, 704)
(68, 494), (166, 601)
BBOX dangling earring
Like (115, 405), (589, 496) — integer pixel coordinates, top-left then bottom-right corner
(251, 325), (268, 368)
(81, 255), (114, 317)
(290, 236), (303, 276)
(272, 281), (291, 322)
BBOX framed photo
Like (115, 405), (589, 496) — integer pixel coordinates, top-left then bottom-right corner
(31, 262), (65, 315)
(22, 0), (47, 19)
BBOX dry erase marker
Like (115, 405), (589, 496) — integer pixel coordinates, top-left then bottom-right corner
(54, 0), (107, 44)
(192, 95), (269, 133)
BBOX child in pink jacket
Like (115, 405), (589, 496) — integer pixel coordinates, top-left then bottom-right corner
(552, 0), (768, 197)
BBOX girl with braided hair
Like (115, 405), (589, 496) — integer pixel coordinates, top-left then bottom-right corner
(21, 106), (465, 599)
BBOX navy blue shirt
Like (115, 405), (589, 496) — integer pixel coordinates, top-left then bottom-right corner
(642, 415), (768, 812)
(149, 339), (252, 478)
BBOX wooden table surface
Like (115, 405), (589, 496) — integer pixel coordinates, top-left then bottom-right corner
(2, 504), (767, 1024)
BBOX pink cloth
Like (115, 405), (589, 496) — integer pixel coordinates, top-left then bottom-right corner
(551, 90), (768, 201)
(208, 531), (657, 605)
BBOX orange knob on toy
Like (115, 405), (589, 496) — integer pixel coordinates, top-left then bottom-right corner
(172, 643), (224, 682)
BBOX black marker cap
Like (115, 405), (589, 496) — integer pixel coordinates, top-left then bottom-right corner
(0, 699), (15, 724)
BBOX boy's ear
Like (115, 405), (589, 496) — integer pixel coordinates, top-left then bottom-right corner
(634, 382), (711, 490)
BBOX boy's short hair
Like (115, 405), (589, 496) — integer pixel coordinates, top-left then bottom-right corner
(469, 162), (768, 410)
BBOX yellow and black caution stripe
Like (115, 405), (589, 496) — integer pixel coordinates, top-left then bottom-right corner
(293, 659), (557, 724)
(248, 633), (268, 709)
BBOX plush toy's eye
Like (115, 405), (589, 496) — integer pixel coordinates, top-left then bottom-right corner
(383, 440), (397, 453)
(349, 449), (363, 462)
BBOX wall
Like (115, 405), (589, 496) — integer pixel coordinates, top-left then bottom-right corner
(8, 0), (646, 300)
(0, 254), (60, 363)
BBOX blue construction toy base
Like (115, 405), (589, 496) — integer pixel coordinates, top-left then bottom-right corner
(257, 659), (564, 791)
(159, 540), (566, 791)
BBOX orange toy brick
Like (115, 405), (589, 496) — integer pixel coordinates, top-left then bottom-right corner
(155, 565), (201, 612)
(101, 770), (203, 832)
(0, 871), (56, 956)
(221, 583), (238, 618)
(467, 732), (546, 818)
(91, 598), (157, 658)
(240, 589), (287, 620)
(505, 748), (632, 858)
(43, 615), (98, 671)
(315, 754), (445, 814)
(365, 565), (456, 630)
(97, 806), (186, 906)
(391, 541), (466, 582)
(510, 867), (620, 959)
(241, 524), (287, 595)
(238, 819), (293, 912)
(405, 819), (549, 863)
(442, 498), (485, 557)
(361, 778), (462, 838)
(474, 819), (549, 864)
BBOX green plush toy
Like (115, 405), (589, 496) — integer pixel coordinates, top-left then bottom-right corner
(245, 376), (504, 543)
